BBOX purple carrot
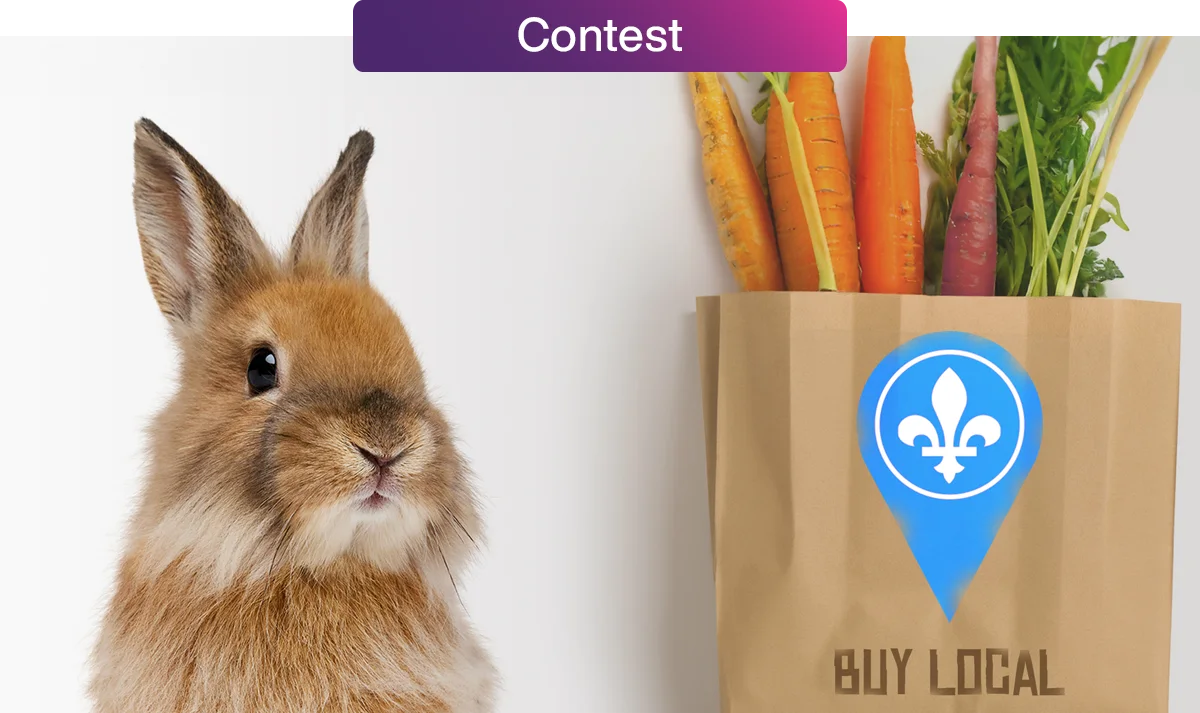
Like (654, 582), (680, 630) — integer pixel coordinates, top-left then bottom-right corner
(941, 36), (999, 296)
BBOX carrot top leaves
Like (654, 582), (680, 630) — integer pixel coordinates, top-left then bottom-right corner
(750, 73), (788, 125)
(1007, 55), (1052, 297)
(1064, 38), (1166, 295)
(995, 36), (1137, 297)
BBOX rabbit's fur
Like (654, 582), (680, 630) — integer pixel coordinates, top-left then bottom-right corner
(89, 120), (496, 713)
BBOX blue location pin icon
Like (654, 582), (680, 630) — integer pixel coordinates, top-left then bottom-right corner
(857, 332), (1043, 620)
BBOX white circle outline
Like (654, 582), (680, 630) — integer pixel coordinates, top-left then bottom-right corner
(874, 348), (1025, 501)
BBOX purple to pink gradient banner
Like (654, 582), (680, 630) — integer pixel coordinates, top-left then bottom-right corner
(353, 0), (847, 72)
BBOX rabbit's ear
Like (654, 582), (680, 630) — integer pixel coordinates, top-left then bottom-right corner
(287, 130), (374, 280)
(133, 119), (275, 336)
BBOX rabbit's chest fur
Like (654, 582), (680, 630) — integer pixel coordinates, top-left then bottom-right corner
(91, 558), (495, 713)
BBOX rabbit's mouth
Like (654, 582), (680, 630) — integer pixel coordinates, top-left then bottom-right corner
(354, 467), (404, 512)
(359, 490), (391, 511)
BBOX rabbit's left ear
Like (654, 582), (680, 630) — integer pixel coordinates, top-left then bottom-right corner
(288, 130), (374, 280)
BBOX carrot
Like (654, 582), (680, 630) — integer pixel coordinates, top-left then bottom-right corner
(855, 37), (924, 294)
(940, 36), (999, 296)
(765, 72), (860, 292)
(763, 73), (836, 291)
(688, 72), (785, 292)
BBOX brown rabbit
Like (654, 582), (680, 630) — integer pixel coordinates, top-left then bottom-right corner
(89, 120), (496, 713)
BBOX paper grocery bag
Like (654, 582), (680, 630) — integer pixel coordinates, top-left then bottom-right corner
(696, 292), (1180, 713)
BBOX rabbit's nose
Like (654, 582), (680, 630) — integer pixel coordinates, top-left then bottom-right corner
(354, 444), (404, 471)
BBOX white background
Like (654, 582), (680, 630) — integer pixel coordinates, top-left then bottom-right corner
(0, 37), (1195, 712)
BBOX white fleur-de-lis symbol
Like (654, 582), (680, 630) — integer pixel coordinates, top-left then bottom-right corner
(897, 368), (1001, 483)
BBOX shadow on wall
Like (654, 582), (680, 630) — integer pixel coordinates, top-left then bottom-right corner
(657, 313), (720, 713)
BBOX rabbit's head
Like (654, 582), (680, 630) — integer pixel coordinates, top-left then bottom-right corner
(130, 119), (477, 584)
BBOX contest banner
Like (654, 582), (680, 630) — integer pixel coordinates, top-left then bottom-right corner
(352, 0), (848, 71)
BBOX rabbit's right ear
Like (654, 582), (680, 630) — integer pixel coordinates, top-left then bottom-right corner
(133, 119), (275, 337)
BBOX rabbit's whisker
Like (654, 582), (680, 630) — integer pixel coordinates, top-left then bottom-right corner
(437, 541), (464, 610)
(439, 506), (476, 548)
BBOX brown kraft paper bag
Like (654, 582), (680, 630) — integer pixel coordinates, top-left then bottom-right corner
(696, 292), (1180, 713)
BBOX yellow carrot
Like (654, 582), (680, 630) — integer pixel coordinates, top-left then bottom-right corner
(688, 72), (785, 291)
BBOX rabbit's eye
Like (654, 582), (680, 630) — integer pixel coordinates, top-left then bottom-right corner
(247, 348), (278, 395)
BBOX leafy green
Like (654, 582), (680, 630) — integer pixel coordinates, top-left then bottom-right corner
(921, 36), (1137, 296)
(1102, 192), (1129, 230)
(751, 95), (770, 125)
(749, 73), (789, 126)
(998, 36), (1135, 296)
(1076, 249), (1124, 296)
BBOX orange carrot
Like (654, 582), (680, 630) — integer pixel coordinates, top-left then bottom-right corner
(688, 72), (785, 292)
(855, 37), (924, 294)
(765, 72), (860, 291)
